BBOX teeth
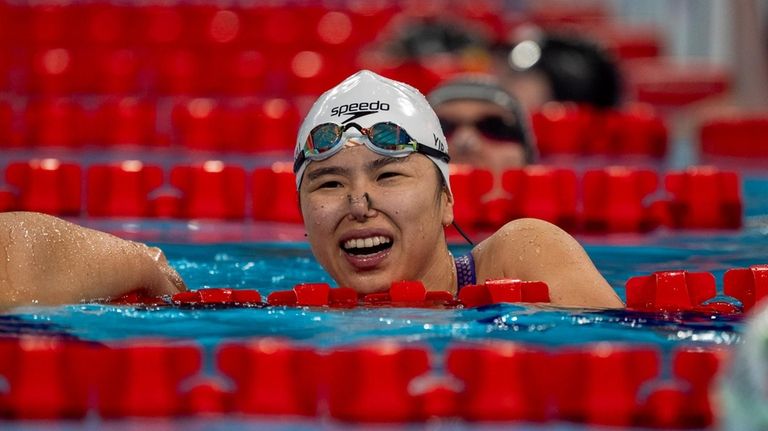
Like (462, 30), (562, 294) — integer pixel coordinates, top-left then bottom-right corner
(344, 236), (391, 250)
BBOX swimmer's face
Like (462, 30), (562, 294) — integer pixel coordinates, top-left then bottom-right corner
(299, 145), (453, 294)
(435, 99), (527, 172)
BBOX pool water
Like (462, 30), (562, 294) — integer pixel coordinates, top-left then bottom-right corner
(1, 178), (767, 430)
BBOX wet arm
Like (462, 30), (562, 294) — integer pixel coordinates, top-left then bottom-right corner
(0, 212), (185, 309)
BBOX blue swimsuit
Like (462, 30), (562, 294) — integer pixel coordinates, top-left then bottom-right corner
(454, 253), (477, 293)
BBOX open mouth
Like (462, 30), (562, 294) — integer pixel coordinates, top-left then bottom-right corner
(341, 235), (393, 256)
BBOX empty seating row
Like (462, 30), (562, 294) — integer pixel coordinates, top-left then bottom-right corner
(451, 164), (741, 231)
(0, 335), (724, 427)
(0, 160), (742, 231)
(0, 98), (667, 156)
(0, 97), (300, 151)
(532, 102), (668, 157)
(0, 3), (396, 51)
(1, 47), (358, 97)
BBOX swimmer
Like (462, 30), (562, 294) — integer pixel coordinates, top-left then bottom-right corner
(295, 70), (623, 308)
(0, 211), (185, 309)
(428, 74), (537, 172)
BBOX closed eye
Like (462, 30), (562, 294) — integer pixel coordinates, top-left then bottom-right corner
(318, 180), (343, 189)
(377, 171), (401, 181)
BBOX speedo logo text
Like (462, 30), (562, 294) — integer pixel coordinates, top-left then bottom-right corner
(331, 101), (390, 123)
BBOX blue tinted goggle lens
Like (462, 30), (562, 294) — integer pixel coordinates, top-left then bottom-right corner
(306, 122), (416, 156)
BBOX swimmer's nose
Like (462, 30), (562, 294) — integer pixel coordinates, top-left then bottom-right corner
(347, 192), (375, 222)
(452, 127), (480, 155)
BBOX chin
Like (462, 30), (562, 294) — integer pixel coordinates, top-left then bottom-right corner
(342, 274), (392, 295)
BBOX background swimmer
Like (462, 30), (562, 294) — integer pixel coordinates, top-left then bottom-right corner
(295, 70), (623, 308)
(428, 74), (537, 171)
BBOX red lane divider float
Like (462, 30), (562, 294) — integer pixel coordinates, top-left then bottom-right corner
(724, 264), (768, 312)
(327, 342), (431, 422)
(554, 344), (660, 426)
(218, 338), (319, 416)
(447, 342), (550, 421)
(96, 341), (201, 417)
(582, 167), (658, 232)
(660, 166), (742, 229)
(700, 114), (768, 158)
(0, 335), (732, 427)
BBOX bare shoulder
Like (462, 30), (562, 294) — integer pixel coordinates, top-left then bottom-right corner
(472, 218), (575, 275)
(472, 218), (623, 308)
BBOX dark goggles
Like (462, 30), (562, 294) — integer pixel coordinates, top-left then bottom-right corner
(294, 122), (450, 173)
(439, 115), (526, 143)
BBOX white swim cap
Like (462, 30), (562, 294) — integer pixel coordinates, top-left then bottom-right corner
(294, 70), (450, 192)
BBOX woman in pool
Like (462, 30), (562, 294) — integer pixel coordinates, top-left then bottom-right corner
(294, 70), (622, 308)
(0, 70), (622, 309)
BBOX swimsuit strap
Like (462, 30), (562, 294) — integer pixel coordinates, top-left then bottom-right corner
(454, 252), (477, 292)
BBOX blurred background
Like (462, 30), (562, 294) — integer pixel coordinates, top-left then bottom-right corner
(0, 0), (765, 230)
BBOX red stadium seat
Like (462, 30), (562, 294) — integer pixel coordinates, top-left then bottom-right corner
(531, 102), (593, 155)
(81, 3), (134, 47)
(92, 97), (160, 147)
(199, 7), (244, 48)
(582, 167), (659, 232)
(172, 98), (221, 150)
(170, 162), (247, 219)
(21, 3), (81, 48)
(86, 162), (164, 217)
(624, 58), (730, 106)
(245, 99), (301, 153)
(214, 49), (268, 96)
(138, 5), (186, 48)
(502, 166), (578, 230)
(286, 50), (348, 96)
(23, 98), (86, 148)
(84, 48), (144, 95)
(0, 100), (16, 147)
(252, 163), (302, 223)
(26, 48), (83, 95)
(150, 48), (210, 95)
(449, 165), (494, 229)
(5, 159), (81, 216)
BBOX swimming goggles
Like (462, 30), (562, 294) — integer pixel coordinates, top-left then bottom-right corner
(293, 122), (450, 173)
(439, 115), (525, 143)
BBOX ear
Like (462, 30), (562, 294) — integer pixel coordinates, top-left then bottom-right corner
(440, 187), (454, 227)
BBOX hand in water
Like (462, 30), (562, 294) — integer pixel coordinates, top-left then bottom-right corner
(0, 212), (186, 309)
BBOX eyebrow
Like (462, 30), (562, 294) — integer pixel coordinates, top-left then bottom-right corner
(368, 156), (409, 171)
(305, 166), (350, 182)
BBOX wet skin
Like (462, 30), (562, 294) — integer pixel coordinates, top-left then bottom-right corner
(299, 144), (456, 295)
